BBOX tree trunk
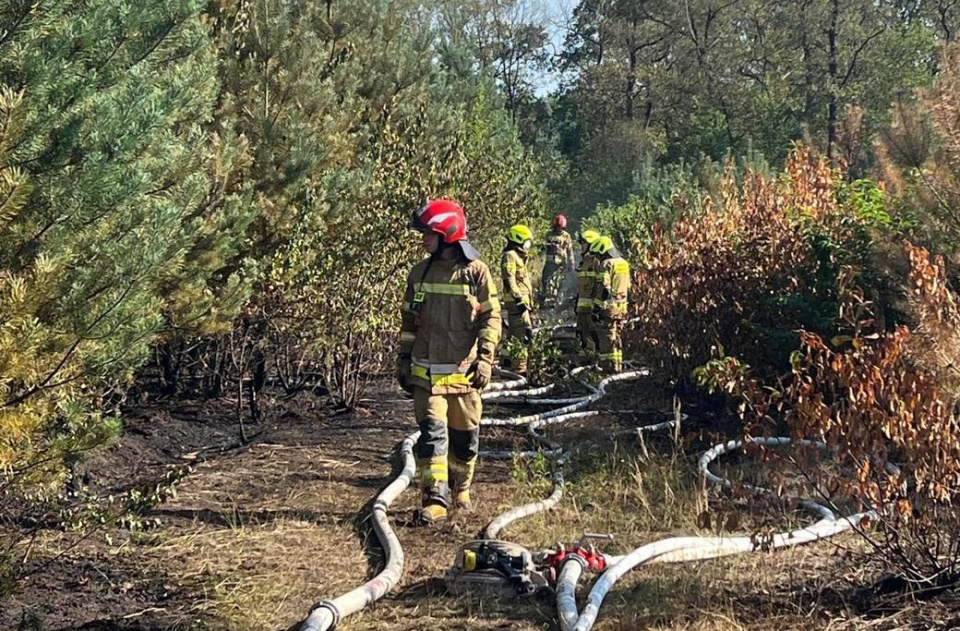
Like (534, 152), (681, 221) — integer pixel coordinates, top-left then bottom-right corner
(827, 0), (840, 164)
(158, 342), (180, 396)
(625, 28), (637, 119)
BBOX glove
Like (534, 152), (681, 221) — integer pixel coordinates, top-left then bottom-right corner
(515, 298), (529, 314)
(466, 359), (492, 391)
(591, 308), (603, 324)
(397, 355), (413, 393)
(523, 326), (534, 346)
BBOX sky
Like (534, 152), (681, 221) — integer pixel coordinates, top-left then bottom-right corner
(527, 0), (576, 94)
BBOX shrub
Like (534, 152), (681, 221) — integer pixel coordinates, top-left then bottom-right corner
(700, 243), (960, 590)
(626, 147), (885, 383)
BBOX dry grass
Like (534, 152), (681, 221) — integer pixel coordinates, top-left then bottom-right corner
(149, 518), (368, 631)
(138, 441), (383, 630)
(504, 424), (704, 552)
(125, 405), (950, 631)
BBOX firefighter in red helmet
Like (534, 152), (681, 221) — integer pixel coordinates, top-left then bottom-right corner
(540, 214), (575, 310)
(398, 199), (502, 525)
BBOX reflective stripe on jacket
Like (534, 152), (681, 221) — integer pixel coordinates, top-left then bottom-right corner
(594, 255), (630, 319)
(400, 256), (502, 394)
(501, 248), (533, 307)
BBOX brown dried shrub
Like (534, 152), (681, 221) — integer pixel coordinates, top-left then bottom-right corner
(703, 244), (960, 589)
(628, 146), (873, 383)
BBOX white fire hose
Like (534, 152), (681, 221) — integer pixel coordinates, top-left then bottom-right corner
(299, 365), (645, 630)
(300, 359), (874, 631)
(300, 368), (533, 630)
(552, 435), (878, 631)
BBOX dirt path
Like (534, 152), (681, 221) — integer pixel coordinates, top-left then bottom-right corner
(0, 381), (573, 631)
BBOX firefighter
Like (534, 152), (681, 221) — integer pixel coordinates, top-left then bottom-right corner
(540, 215), (575, 309)
(398, 199), (502, 525)
(574, 229), (601, 355)
(589, 236), (630, 372)
(500, 224), (535, 374)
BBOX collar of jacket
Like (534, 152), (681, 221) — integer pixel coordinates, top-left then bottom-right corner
(504, 243), (528, 258)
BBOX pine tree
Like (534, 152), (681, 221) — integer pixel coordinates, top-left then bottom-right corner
(0, 0), (244, 520)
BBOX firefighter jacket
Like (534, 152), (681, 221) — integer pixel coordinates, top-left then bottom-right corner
(400, 256), (502, 394)
(544, 228), (574, 268)
(501, 248), (533, 308)
(594, 254), (630, 320)
(575, 253), (599, 314)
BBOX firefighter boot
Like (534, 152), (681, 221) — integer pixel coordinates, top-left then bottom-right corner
(414, 483), (449, 525)
(514, 356), (528, 375)
(415, 503), (448, 525)
(454, 490), (474, 511)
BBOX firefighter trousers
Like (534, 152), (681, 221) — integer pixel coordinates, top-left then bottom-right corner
(594, 318), (623, 372)
(503, 305), (532, 372)
(540, 262), (563, 307)
(413, 387), (482, 507)
(576, 311), (597, 355)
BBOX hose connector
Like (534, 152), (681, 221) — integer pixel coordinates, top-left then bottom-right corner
(301, 600), (340, 631)
(561, 551), (589, 570)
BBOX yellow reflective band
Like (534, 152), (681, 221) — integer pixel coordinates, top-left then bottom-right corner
(433, 373), (471, 387)
(505, 262), (517, 273)
(412, 365), (428, 380)
(478, 298), (500, 313)
(577, 298), (594, 308)
(420, 283), (471, 295)
(578, 271), (596, 278)
(479, 328), (500, 343)
(614, 261), (630, 274)
(423, 465), (448, 482)
(400, 331), (417, 343)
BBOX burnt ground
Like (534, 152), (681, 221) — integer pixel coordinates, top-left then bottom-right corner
(1, 378), (571, 631)
(1, 375), (959, 631)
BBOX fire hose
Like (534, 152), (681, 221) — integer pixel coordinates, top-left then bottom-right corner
(551, 436), (879, 631)
(301, 362), (878, 630)
(299, 365), (638, 630)
(299, 368), (532, 631)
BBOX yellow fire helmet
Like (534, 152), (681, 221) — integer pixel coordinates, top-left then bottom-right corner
(507, 224), (534, 250)
(589, 235), (615, 255)
(578, 229), (600, 245)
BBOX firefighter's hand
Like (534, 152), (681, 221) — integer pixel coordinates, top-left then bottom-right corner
(515, 298), (529, 314)
(523, 326), (534, 346)
(590, 307), (604, 324)
(397, 355), (413, 393)
(467, 359), (492, 391)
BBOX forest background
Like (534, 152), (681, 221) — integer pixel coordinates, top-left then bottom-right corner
(4, 0), (960, 606)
